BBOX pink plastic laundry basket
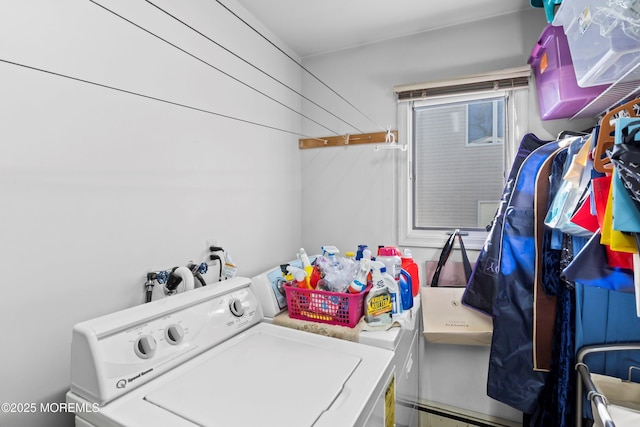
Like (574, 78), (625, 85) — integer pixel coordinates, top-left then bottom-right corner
(284, 284), (369, 328)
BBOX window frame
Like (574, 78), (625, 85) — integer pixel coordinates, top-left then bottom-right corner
(396, 88), (526, 250)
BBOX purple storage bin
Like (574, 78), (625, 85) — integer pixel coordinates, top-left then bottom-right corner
(528, 25), (609, 120)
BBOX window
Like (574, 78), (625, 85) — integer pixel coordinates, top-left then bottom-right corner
(466, 98), (504, 146)
(412, 93), (505, 232)
(394, 68), (529, 249)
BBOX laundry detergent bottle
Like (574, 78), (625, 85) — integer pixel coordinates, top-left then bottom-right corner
(377, 246), (402, 280)
(401, 248), (420, 297)
(364, 261), (392, 326)
(399, 269), (413, 310)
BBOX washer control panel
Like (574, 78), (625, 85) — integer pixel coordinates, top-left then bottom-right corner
(69, 277), (262, 405)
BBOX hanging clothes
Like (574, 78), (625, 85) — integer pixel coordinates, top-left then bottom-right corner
(543, 136), (592, 239)
(487, 137), (568, 414)
(533, 136), (592, 376)
(530, 151), (576, 427)
(609, 118), (640, 215)
(463, 133), (550, 316)
(590, 174), (634, 270)
(563, 230), (635, 293)
(532, 144), (567, 373)
(473, 128), (640, 422)
(530, 126), (640, 425)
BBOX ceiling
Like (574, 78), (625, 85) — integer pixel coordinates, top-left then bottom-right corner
(235, 0), (535, 58)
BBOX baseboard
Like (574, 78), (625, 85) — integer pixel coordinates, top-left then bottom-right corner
(413, 399), (521, 427)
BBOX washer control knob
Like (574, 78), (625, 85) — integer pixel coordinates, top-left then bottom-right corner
(165, 324), (184, 345)
(134, 335), (157, 359)
(229, 298), (245, 317)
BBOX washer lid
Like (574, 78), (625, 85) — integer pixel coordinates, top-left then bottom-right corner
(144, 332), (361, 427)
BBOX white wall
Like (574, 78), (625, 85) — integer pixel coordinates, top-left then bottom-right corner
(0, 1), (302, 426)
(0, 2), (603, 425)
(299, 8), (598, 422)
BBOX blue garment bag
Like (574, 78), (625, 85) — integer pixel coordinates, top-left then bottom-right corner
(487, 137), (568, 413)
(462, 133), (549, 316)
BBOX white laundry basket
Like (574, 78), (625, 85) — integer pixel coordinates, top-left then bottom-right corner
(576, 343), (640, 427)
(591, 373), (640, 427)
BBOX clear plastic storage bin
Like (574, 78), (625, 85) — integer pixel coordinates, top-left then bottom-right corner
(529, 24), (609, 119)
(553, 0), (640, 87)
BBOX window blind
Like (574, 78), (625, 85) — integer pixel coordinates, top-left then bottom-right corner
(412, 95), (505, 229)
(394, 66), (530, 102)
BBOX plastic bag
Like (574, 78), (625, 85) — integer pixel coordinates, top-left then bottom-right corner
(592, 0), (640, 40)
(314, 255), (358, 293)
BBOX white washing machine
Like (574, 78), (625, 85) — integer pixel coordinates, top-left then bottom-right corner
(66, 277), (396, 427)
(252, 262), (420, 427)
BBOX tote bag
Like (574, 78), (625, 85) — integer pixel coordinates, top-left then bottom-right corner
(421, 230), (493, 346)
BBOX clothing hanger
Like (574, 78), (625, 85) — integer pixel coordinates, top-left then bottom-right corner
(592, 98), (640, 173)
(373, 126), (407, 151)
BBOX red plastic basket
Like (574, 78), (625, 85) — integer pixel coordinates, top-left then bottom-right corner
(284, 284), (369, 328)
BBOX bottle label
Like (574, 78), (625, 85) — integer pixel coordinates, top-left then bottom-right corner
(390, 293), (400, 315)
(222, 263), (237, 279)
(367, 294), (392, 317)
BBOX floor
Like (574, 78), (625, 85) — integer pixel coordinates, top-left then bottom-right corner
(420, 412), (483, 426)
(416, 401), (521, 427)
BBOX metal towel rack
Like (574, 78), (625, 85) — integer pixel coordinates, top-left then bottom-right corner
(575, 343), (640, 427)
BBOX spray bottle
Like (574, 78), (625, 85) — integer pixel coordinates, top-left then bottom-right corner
(364, 261), (393, 326)
(355, 244), (369, 261)
(298, 248), (313, 289)
(362, 248), (373, 284)
(280, 264), (294, 282)
(348, 258), (370, 293)
(286, 266), (309, 289)
(321, 246), (340, 266)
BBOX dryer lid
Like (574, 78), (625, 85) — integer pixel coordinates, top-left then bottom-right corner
(144, 332), (361, 426)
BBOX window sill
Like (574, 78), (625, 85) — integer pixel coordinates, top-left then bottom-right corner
(398, 229), (488, 251)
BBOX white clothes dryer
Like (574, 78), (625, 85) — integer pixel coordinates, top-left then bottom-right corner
(66, 277), (396, 427)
